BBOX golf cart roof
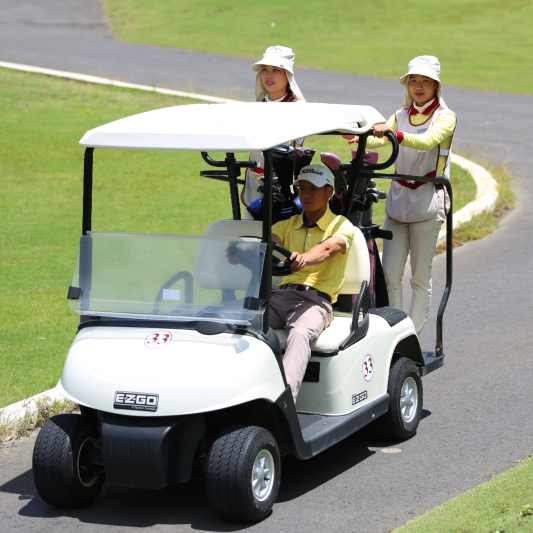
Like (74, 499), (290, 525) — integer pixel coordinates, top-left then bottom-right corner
(79, 103), (386, 152)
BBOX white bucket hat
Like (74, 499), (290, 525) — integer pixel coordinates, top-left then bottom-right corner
(295, 164), (334, 188)
(251, 45), (306, 102)
(399, 55), (447, 109)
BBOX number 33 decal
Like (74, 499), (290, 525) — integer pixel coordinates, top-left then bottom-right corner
(144, 331), (172, 349)
(362, 354), (375, 382)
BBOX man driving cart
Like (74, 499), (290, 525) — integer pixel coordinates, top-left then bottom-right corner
(266, 164), (354, 401)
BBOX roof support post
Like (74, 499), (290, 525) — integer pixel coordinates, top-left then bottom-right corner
(260, 150), (273, 334)
(82, 147), (94, 235)
(342, 132), (370, 219)
(80, 147), (95, 311)
(225, 153), (242, 220)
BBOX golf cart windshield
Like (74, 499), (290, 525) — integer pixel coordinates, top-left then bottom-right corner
(69, 232), (266, 327)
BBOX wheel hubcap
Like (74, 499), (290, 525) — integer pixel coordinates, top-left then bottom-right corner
(252, 449), (275, 502)
(400, 377), (418, 423)
(77, 436), (100, 488)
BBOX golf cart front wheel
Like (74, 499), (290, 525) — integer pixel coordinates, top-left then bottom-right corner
(369, 356), (423, 441)
(32, 414), (104, 508)
(206, 425), (281, 522)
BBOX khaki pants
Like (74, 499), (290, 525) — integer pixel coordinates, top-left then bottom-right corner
(382, 200), (445, 335)
(269, 289), (333, 402)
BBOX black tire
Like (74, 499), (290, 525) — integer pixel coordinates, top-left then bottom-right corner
(33, 414), (104, 508)
(368, 357), (423, 441)
(206, 425), (281, 522)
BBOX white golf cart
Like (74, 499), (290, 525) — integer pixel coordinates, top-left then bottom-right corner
(32, 103), (453, 522)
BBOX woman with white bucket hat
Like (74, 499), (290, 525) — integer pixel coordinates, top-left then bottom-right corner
(345, 55), (457, 335)
(241, 45), (306, 217)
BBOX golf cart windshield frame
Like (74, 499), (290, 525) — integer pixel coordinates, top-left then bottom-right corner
(79, 128), (452, 357)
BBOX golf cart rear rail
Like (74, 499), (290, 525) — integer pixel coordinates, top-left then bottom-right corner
(334, 130), (452, 363)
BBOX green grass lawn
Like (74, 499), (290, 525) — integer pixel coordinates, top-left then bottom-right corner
(0, 68), (474, 408)
(102, 0), (533, 95)
(393, 454), (533, 533)
(0, 70), (222, 407)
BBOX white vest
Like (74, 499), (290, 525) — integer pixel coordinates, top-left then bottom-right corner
(385, 104), (455, 223)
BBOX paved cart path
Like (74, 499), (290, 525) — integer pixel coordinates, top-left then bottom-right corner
(1, 1), (533, 532)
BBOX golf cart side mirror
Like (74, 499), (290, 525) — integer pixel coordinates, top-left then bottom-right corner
(361, 130), (399, 172)
(67, 286), (82, 300)
(339, 280), (370, 350)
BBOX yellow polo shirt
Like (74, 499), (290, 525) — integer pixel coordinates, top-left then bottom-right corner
(272, 207), (354, 303)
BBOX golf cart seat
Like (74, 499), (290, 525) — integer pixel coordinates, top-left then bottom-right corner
(202, 219), (371, 352)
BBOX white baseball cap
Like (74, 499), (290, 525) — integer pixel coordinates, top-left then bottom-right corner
(251, 45), (305, 102)
(399, 55), (447, 109)
(252, 45), (295, 75)
(295, 164), (334, 188)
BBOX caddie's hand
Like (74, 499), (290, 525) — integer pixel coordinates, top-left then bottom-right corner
(372, 124), (394, 139)
(226, 247), (241, 265)
(342, 134), (359, 145)
(287, 251), (307, 273)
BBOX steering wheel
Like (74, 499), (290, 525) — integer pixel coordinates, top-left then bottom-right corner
(227, 241), (259, 271)
(271, 242), (294, 277)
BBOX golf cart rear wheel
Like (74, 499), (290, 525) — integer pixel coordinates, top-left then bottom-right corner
(368, 357), (423, 441)
(32, 414), (104, 508)
(206, 425), (281, 522)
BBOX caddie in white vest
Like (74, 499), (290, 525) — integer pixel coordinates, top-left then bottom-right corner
(344, 55), (456, 335)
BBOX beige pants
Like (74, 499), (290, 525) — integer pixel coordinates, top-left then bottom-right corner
(269, 289), (333, 402)
(382, 200), (445, 335)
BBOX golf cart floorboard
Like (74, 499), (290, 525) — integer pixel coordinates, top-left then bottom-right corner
(421, 350), (445, 376)
(296, 395), (389, 457)
(297, 413), (326, 431)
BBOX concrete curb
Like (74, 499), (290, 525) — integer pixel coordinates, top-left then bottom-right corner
(0, 61), (242, 104)
(0, 388), (66, 428)
(0, 62), (499, 427)
(436, 154), (499, 246)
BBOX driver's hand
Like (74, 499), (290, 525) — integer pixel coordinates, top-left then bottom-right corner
(226, 247), (241, 265)
(373, 124), (394, 139)
(287, 251), (307, 273)
(342, 134), (359, 145)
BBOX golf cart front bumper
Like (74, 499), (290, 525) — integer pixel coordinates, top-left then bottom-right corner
(100, 412), (206, 489)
